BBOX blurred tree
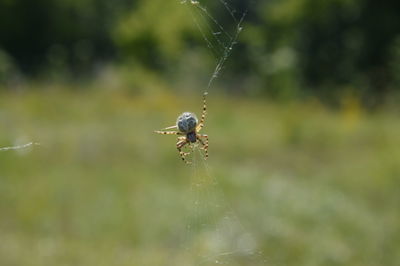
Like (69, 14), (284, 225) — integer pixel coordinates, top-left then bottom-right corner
(113, 0), (198, 70)
(0, 0), (132, 75)
(243, 0), (400, 102)
(112, 0), (217, 95)
(1, 0), (400, 103)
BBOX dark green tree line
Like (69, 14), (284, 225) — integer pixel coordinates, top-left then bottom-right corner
(1, 0), (400, 102)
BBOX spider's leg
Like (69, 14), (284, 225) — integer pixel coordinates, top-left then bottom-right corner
(196, 92), (208, 132)
(197, 134), (209, 159)
(177, 137), (190, 156)
(154, 130), (181, 135)
(162, 125), (178, 130)
(177, 139), (191, 164)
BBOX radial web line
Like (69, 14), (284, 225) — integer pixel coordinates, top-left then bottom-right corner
(196, 147), (266, 264)
(192, 147), (228, 265)
(193, 7), (229, 54)
(218, 0), (238, 23)
(186, 4), (221, 59)
(206, 12), (246, 91)
(191, 7), (226, 54)
(182, 0), (247, 92)
(193, 3), (233, 40)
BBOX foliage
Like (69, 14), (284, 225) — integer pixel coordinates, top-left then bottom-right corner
(0, 0), (131, 74)
(243, 0), (400, 101)
(113, 0), (198, 69)
(1, 0), (400, 102)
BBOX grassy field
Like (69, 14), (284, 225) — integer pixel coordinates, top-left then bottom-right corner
(0, 88), (399, 266)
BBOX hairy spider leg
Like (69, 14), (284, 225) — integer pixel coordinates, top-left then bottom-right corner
(178, 136), (191, 156)
(196, 92), (208, 132)
(177, 138), (191, 164)
(197, 134), (209, 159)
(162, 125), (178, 130)
(154, 130), (182, 135)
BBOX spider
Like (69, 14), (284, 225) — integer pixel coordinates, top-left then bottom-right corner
(155, 92), (209, 164)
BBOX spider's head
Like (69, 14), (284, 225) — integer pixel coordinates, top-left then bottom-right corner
(177, 112), (198, 133)
(187, 131), (197, 143)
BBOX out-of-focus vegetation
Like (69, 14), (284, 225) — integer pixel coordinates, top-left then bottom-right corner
(1, 0), (400, 265)
(1, 0), (400, 103)
(1, 89), (400, 265)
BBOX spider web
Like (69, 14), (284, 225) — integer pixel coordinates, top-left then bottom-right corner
(171, 1), (267, 264)
(174, 148), (267, 265)
(181, 0), (246, 92)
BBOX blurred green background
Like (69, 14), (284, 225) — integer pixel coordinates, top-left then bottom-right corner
(1, 0), (400, 265)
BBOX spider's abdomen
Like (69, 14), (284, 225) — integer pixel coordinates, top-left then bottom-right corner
(177, 112), (198, 133)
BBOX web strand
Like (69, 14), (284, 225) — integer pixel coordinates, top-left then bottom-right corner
(193, 3), (233, 41)
(194, 8), (227, 55)
(206, 12), (245, 91)
(182, 0), (246, 92)
(182, 147), (265, 265)
(186, 5), (221, 59)
(0, 142), (40, 151)
(218, 0), (238, 23)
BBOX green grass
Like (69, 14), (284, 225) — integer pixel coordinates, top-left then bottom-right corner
(0, 89), (399, 266)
